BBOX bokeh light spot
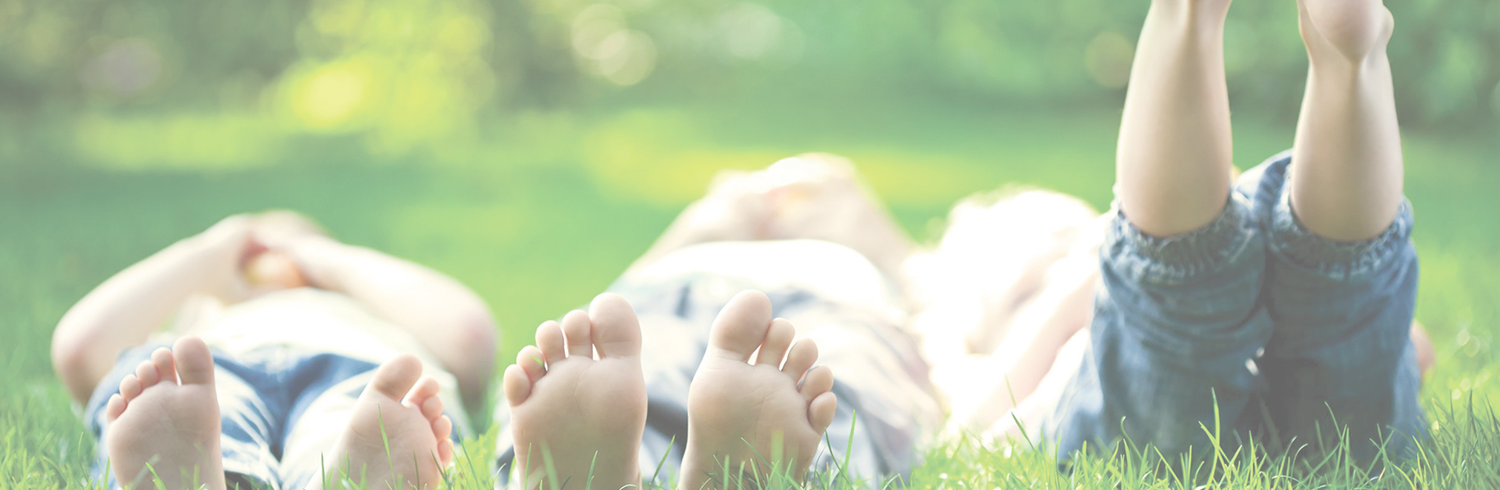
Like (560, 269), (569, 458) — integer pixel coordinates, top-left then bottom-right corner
(597, 30), (656, 86)
(572, 4), (626, 60)
(721, 3), (782, 61)
(291, 61), (372, 130)
(1084, 31), (1132, 89)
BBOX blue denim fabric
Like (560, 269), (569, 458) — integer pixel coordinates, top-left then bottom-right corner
(1046, 151), (1424, 462)
(85, 344), (385, 489)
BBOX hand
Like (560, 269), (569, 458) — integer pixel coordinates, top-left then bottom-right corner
(245, 211), (338, 290)
(185, 215), (264, 302)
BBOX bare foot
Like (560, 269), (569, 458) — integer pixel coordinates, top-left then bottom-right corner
(1298, 0), (1393, 63)
(315, 355), (455, 490)
(502, 293), (649, 490)
(105, 337), (227, 490)
(680, 291), (838, 490)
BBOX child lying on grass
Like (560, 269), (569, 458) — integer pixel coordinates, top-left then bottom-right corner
(52, 212), (496, 489)
(53, 0), (1427, 485)
(51, 204), (894, 490)
(1035, 0), (1427, 461)
(544, 0), (1434, 480)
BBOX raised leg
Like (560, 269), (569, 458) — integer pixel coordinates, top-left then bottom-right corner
(1046, 0), (1274, 459)
(1290, 0), (1403, 242)
(1253, 0), (1423, 459)
(1115, 0), (1236, 237)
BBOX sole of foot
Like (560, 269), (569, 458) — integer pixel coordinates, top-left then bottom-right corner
(314, 355), (454, 490)
(1298, 0), (1394, 62)
(105, 336), (227, 490)
(503, 293), (649, 490)
(680, 290), (838, 490)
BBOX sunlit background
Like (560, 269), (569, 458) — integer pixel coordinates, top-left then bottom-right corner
(2, 0), (1498, 471)
(3, 0), (1496, 164)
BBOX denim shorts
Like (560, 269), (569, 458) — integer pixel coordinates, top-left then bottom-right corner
(85, 343), (459, 489)
(1045, 151), (1425, 461)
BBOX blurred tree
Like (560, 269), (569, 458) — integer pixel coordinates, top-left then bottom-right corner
(0, 0), (1493, 155)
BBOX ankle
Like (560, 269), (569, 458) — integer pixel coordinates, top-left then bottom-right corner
(1300, 0), (1394, 64)
(1308, 49), (1390, 84)
(1151, 0), (1231, 26)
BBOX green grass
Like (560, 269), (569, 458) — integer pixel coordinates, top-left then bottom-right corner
(2, 100), (1497, 488)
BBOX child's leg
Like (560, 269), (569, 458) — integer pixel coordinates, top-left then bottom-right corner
(1254, 0), (1423, 459)
(1046, 0), (1274, 458)
(1115, 0), (1235, 237)
(1290, 0), (1403, 242)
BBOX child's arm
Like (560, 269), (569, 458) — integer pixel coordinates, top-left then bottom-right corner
(52, 216), (259, 404)
(280, 236), (497, 409)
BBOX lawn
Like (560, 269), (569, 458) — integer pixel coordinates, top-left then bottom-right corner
(2, 99), (1497, 488)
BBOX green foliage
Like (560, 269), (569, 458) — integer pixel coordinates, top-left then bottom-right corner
(0, 0), (1494, 157)
(1, 0), (1495, 488)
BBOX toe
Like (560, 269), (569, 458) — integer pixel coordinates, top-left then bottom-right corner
(516, 346), (547, 381)
(798, 365), (834, 401)
(406, 376), (441, 405)
(171, 337), (216, 386)
(781, 339), (819, 381)
(105, 394), (126, 421)
(588, 293), (642, 358)
(561, 310), (593, 359)
(708, 290), (774, 362)
(502, 365), (531, 407)
(755, 318), (795, 367)
(536, 321), (567, 365)
(118, 375), (142, 401)
(438, 439), (455, 466)
(134, 360), (161, 389)
(151, 347), (176, 385)
(433, 415), (453, 441)
(150, 347), (175, 380)
(809, 392), (838, 435)
(369, 354), (423, 401)
(420, 395), (445, 420)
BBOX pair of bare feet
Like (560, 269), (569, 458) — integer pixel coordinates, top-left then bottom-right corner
(503, 291), (838, 490)
(104, 337), (456, 489)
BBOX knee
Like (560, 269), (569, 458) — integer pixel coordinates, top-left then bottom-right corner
(51, 334), (99, 402)
(448, 307), (498, 398)
(458, 310), (497, 363)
